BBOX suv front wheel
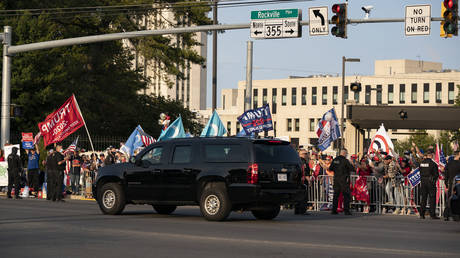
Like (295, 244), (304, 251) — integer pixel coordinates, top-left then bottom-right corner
(200, 182), (232, 221)
(97, 182), (126, 215)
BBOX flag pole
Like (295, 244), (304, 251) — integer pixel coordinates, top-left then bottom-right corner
(73, 94), (95, 153)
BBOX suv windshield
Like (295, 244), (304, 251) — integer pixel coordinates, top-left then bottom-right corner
(254, 143), (300, 163)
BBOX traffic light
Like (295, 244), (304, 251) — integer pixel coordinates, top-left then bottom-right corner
(331, 3), (347, 38)
(350, 82), (362, 92)
(441, 0), (458, 37)
(10, 104), (22, 117)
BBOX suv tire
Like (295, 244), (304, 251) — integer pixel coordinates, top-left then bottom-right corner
(153, 205), (177, 215)
(200, 182), (232, 221)
(251, 206), (280, 220)
(97, 182), (126, 215)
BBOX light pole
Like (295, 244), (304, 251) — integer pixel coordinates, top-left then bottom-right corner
(340, 56), (360, 151)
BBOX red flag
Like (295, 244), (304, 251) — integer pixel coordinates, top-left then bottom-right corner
(38, 95), (85, 146)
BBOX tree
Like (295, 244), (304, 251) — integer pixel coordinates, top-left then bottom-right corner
(0, 0), (209, 140)
(394, 130), (454, 156)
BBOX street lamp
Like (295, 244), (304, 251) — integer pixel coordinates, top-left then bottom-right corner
(340, 56), (360, 151)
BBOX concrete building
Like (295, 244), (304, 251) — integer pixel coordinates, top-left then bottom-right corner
(124, 10), (207, 110)
(207, 59), (460, 154)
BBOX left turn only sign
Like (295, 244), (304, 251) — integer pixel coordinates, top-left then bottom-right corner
(309, 7), (329, 36)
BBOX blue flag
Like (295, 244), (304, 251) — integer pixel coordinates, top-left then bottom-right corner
(316, 108), (341, 151)
(120, 125), (145, 156)
(200, 110), (227, 137)
(158, 116), (186, 141)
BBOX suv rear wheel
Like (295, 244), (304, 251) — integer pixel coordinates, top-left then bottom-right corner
(153, 205), (177, 215)
(251, 206), (280, 220)
(200, 182), (232, 221)
(97, 182), (126, 215)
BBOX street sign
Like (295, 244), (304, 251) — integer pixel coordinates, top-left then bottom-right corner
(250, 9), (301, 39)
(309, 7), (329, 36)
(405, 5), (431, 36)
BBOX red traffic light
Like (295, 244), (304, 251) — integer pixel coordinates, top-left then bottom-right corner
(444, 0), (454, 9)
(332, 4), (345, 14)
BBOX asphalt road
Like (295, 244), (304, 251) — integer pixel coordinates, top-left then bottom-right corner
(0, 198), (459, 258)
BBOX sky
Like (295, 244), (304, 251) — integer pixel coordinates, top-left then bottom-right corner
(205, 0), (460, 108)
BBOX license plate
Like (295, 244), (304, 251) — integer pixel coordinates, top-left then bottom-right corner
(277, 173), (287, 182)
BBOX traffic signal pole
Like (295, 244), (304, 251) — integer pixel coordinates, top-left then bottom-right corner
(0, 17), (447, 147)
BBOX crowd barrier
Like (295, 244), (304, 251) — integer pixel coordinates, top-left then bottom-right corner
(306, 175), (446, 216)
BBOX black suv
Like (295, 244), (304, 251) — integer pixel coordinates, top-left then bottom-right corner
(93, 137), (305, 221)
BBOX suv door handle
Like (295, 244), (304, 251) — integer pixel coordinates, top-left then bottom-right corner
(152, 169), (161, 174)
(184, 168), (193, 173)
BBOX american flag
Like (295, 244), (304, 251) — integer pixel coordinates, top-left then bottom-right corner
(33, 132), (41, 145)
(64, 160), (71, 186)
(139, 130), (156, 146)
(64, 136), (79, 155)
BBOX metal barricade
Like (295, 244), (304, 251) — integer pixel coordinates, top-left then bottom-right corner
(306, 175), (446, 216)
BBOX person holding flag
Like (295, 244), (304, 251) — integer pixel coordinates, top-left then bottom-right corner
(25, 144), (40, 196)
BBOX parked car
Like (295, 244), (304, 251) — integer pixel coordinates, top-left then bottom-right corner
(93, 137), (305, 221)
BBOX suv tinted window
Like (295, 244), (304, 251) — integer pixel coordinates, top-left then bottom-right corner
(172, 146), (192, 164)
(204, 144), (248, 163)
(141, 147), (163, 166)
(254, 144), (299, 163)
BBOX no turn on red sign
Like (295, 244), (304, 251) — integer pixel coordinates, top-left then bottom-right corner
(405, 5), (431, 36)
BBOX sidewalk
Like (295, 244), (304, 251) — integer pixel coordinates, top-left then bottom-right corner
(0, 191), (95, 201)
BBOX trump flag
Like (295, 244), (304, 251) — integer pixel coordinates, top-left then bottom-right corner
(38, 95), (85, 146)
(316, 108), (341, 151)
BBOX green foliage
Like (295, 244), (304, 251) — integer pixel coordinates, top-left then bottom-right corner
(0, 0), (209, 139)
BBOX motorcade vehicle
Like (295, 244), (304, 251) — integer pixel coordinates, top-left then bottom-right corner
(93, 137), (305, 221)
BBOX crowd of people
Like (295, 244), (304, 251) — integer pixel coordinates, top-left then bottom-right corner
(296, 144), (460, 221)
(3, 144), (129, 201)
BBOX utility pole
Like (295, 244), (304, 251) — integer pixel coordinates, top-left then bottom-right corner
(1, 26), (11, 147)
(244, 41), (253, 112)
(211, 0), (218, 111)
(340, 56), (360, 151)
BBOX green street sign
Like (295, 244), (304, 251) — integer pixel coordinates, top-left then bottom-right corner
(251, 9), (300, 20)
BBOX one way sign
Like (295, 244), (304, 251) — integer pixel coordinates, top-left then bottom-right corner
(309, 7), (329, 36)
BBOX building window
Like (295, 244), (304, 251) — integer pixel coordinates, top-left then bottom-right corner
(301, 87), (307, 105)
(227, 121), (231, 135)
(223, 95), (226, 110)
(322, 86), (328, 105)
(354, 90), (360, 103)
(272, 88), (277, 114)
(365, 85), (371, 104)
(388, 84), (394, 104)
(423, 83), (429, 103)
(376, 85), (382, 105)
(344, 86), (349, 102)
(262, 88), (268, 105)
(295, 119), (300, 132)
(333, 86), (338, 105)
(236, 122), (240, 133)
(309, 119), (315, 132)
(282, 88), (287, 106)
(253, 89), (258, 108)
(436, 83), (442, 103)
(292, 88), (297, 106)
(400, 84), (406, 104)
(287, 118), (292, 132)
(312, 87), (317, 105)
(411, 83), (417, 104)
(448, 82), (455, 104)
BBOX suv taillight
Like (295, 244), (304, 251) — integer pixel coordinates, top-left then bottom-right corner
(247, 163), (259, 184)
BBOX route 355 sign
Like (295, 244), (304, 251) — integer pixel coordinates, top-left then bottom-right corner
(250, 9), (302, 39)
